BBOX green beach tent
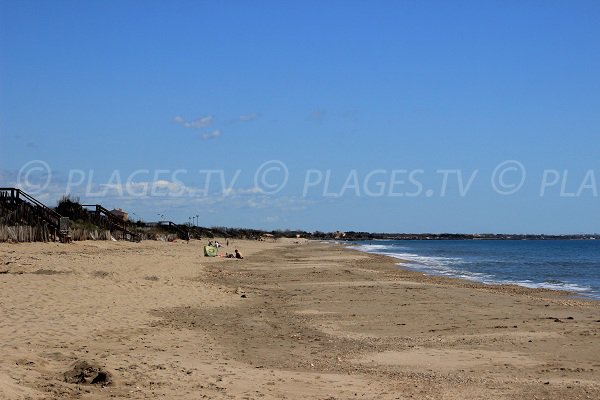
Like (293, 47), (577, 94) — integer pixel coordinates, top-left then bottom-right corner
(204, 245), (218, 257)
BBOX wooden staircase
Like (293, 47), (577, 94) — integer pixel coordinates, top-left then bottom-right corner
(158, 220), (190, 240)
(0, 188), (70, 242)
(81, 204), (140, 242)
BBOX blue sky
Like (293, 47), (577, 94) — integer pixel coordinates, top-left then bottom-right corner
(1, 0), (600, 233)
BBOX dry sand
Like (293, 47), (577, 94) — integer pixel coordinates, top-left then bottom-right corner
(0, 239), (599, 399)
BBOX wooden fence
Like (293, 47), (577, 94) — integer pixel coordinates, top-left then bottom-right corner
(0, 225), (114, 242)
(0, 225), (50, 242)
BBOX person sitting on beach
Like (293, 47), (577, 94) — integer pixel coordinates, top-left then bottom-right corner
(235, 249), (243, 259)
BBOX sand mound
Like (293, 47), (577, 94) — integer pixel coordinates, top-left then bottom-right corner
(64, 360), (111, 385)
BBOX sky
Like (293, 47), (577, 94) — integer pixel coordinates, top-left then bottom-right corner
(1, 0), (600, 233)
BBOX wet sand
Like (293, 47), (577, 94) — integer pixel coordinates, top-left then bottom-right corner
(1, 239), (599, 399)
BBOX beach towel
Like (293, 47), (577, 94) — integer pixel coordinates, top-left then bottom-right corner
(204, 245), (218, 257)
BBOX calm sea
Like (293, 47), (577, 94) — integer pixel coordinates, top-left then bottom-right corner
(353, 240), (600, 300)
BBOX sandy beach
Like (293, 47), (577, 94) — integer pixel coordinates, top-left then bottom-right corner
(1, 239), (599, 399)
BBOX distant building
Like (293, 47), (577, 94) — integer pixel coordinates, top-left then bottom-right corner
(110, 208), (128, 221)
(261, 233), (275, 241)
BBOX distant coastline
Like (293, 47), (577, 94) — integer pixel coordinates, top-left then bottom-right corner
(332, 232), (600, 241)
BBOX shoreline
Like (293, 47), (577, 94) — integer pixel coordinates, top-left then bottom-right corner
(1, 239), (599, 399)
(338, 243), (598, 309)
(341, 240), (600, 303)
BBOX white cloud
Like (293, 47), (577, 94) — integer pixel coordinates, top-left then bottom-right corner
(201, 129), (222, 140)
(222, 186), (263, 196)
(98, 179), (198, 197)
(174, 115), (214, 129)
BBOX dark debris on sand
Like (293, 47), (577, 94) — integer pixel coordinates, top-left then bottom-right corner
(64, 360), (112, 386)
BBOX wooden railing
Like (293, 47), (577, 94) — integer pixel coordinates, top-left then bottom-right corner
(0, 188), (69, 241)
(158, 220), (189, 240)
(81, 204), (140, 241)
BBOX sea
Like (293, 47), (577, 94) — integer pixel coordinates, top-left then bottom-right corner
(352, 240), (600, 300)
